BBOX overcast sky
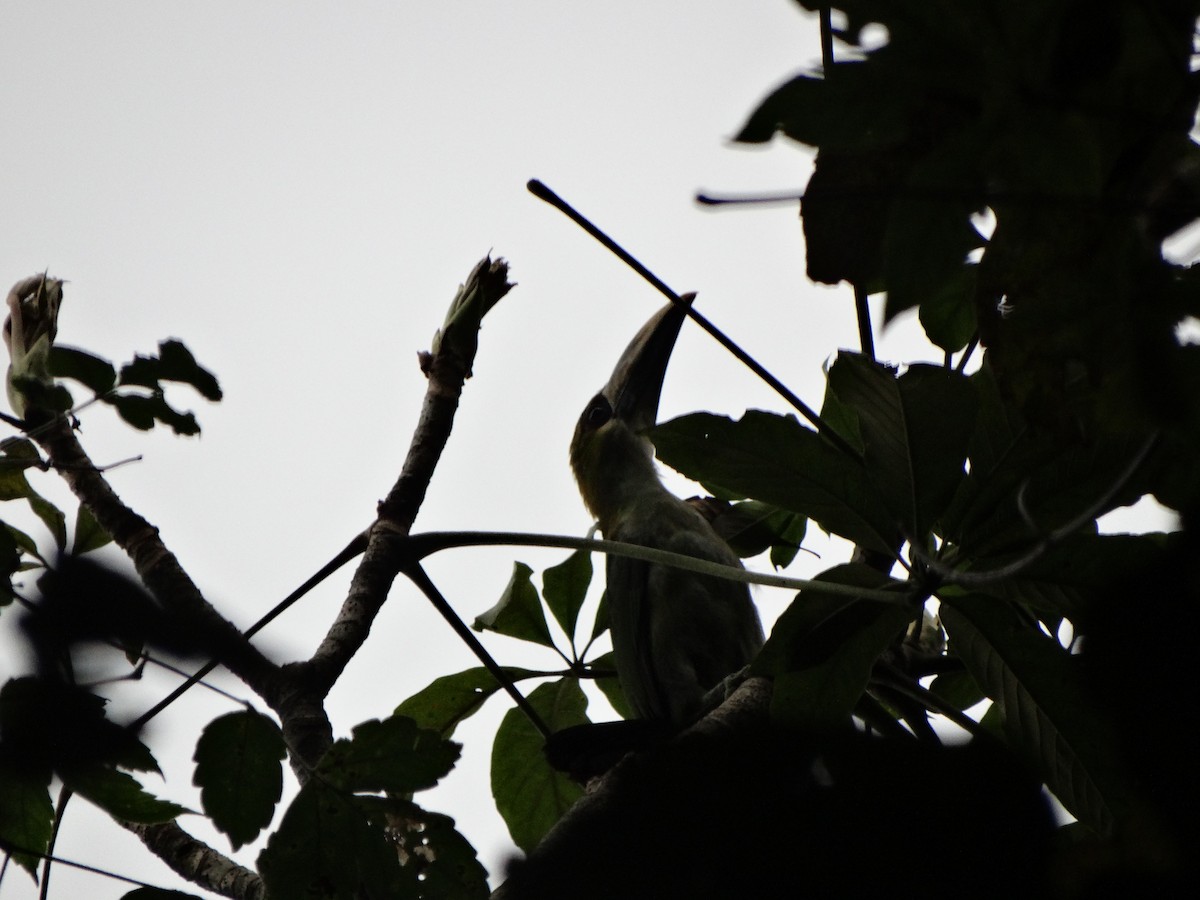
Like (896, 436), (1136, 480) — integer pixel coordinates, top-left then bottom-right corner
(0, 2), (1170, 897)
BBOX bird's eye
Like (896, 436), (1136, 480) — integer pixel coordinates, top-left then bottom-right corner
(580, 395), (612, 431)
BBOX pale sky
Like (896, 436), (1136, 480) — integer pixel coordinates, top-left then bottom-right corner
(0, 2), (1168, 897)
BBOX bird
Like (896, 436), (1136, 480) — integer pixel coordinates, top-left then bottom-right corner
(569, 295), (764, 723)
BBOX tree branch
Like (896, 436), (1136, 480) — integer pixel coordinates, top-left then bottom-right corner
(127, 821), (264, 900)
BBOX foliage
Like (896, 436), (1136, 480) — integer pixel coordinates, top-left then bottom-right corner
(4, 2), (1200, 897)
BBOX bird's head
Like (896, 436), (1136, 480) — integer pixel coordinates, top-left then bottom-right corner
(570, 294), (693, 528)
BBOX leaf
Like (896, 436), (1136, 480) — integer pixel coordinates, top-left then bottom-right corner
(0, 753), (54, 878)
(706, 499), (807, 566)
(541, 548), (594, 647)
(60, 765), (188, 824)
(827, 354), (976, 538)
(973, 532), (1176, 620)
(395, 666), (538, 740)
(121, 889), (205, 899)
(366, 797), (489, 899)
(106, 392), (201, 436)
(940, 596), (1130, 836)
(259, 780), (410, 900)
(318, 715), (460, 795)
(0, 678), (160, 774)
(27, 491), (66, 550)
(192, 710), (286, 850)
(49, 345), (117, 394)
(118, 340), (222, 401)
(72, 504), (113, 555)
(156, 340), (223, 401)
(473, 562), (556, 648)
(650, 410), (899, 555)
(753, 563), (913, 731)
(0, 524), (21, 601)
(491, 679), (587, 852)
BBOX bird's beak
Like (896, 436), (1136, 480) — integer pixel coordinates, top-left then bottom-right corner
(602, 293), (695, 432)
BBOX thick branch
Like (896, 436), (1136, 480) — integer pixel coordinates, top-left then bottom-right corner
(278, 256), (514, 771)
(128, 821), (264, 900)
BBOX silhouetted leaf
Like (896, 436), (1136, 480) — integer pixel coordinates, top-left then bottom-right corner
(0, 752), (53, 878)
(754, 564), (912, 730)
(941, 596), (1129, 836)
(72, 504), (113, 555)
(49, 345), (116, 394)
(60, 765), (187, 824)
(474, 562), (555, 649)
(492, 679), (587, 852)
(541, 548), (593, 646)
(396, 666), (538, 740)
(319, 715), (459, 795)
(193, 710), (286, 850)
(367, 797), (489, 899)
(828, 354), (976, 538)
(259, 780), (409, 900)
(588, 650), (633, 720)
(651, 411), (899, 555)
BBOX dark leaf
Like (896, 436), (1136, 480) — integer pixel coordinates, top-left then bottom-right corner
(156, 340), (223, 401)
(259, 780), (410, 900)
(473, 562), (556, 649)
(395, 666), (538, 740)
(753, 563), (913, 731)
(72, 504), (113, 555)
(60, 764), (188, 824)
(941, 596), (1130, 836)
(0, 752), (54, 878)
(828, 354), (976, 538)
(121, 889), (205, 899)
(541, 548), (593, 648)
(49, 345), (116, 394)
(651, 411), (899, 555)
(318, 715), (460, 795)
(366, 797), (489, 899)
(492, 679), (587, 852)
(192, 710), (286, 850)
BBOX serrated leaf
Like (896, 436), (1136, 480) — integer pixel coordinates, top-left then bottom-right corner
(49, 345), (116, 394)
(650, 411), (899, 555)
(0, 753), (54, 878)
(940, 597), (1129, 836)
(60, 765), (188, 823)
(827, 354), (976, 538)
(753, 563), (913, 731)
(318, 716), (459, 795)
(72, 504), (113, 555)
(366, 797), (489, 899)
(491, 679), (587, 852)
(259, 780), (409, 900)
(473, 562), (555, 648)
(107, 393), (157, 430)
(541, 549), (593, 647)
(395, 666), (537, 740)
(193, 710), (285, 850)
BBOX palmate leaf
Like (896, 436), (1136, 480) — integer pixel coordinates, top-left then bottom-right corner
(941, 596), (1130, 836)
(541, 547), (593, 646)
(395, 666), (539, 740)
(650, 411), (899, 555)
(753, 563), (912, 731)
(473, 562), (556, 649)
(827, 353), (976, 539)
(491, 679), (587, 852)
